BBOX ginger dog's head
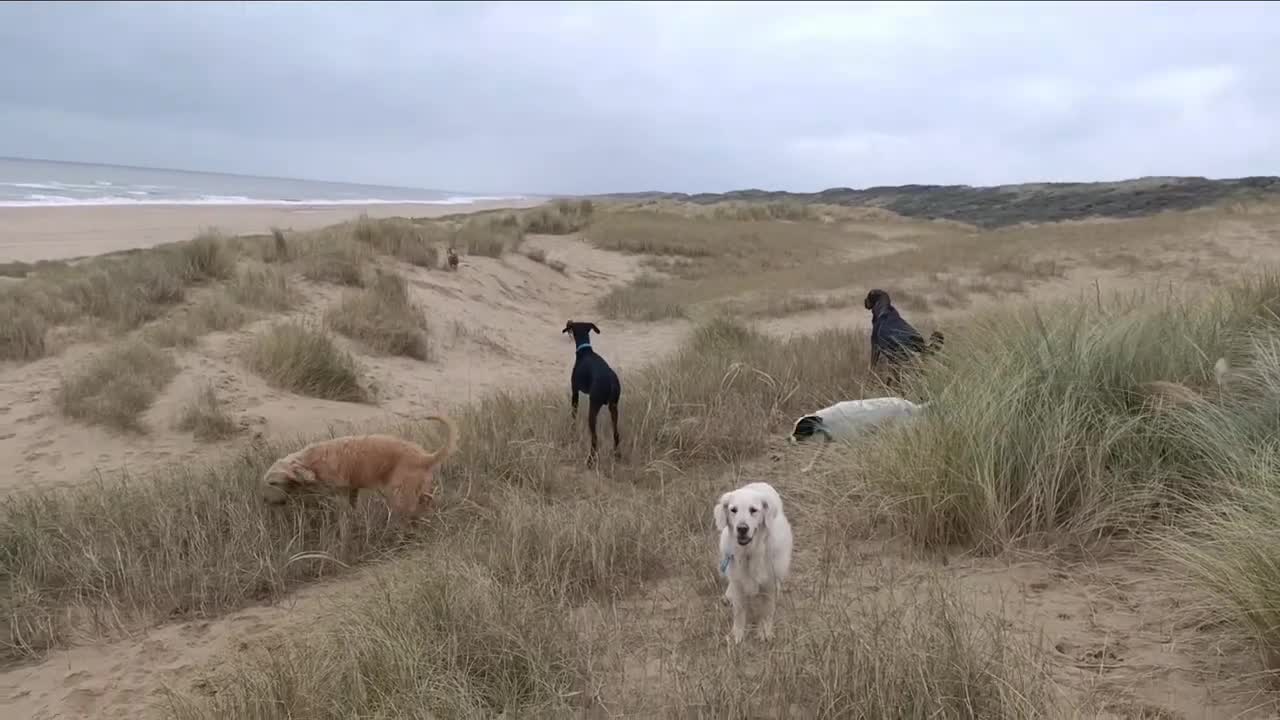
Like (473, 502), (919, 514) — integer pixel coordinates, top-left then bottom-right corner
(260, 454), (319, 505)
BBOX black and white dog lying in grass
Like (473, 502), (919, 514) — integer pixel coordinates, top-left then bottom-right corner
(789, 397), (929, 444)
(789, 397), (930, 471)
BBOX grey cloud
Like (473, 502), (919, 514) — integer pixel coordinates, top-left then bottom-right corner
(1, 1), (1278, 194)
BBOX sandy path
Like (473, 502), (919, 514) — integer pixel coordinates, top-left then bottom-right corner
(0, 199), (541, 263)
(0, 565), (375, 720)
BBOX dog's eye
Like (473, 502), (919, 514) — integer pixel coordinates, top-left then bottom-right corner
(728, 506), (737, 514)
(749, 507), (758, 515)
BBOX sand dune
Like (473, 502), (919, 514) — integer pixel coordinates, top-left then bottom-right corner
(0, 233), (684, 492)
(3, 199), (1280, 719)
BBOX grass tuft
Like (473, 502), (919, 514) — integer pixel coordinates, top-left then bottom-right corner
(142, 291), (251, 348)
(191, 291), (249, 332)
(0, 301), (47, 361)
(597, 274), (686, 321)
(454, 217), (525, 258)
(143, 316), (201, 349)
(325, 270), (431, 360)
(228, 263), (297, 311)
(171, 230), (237, 283)
(1151, 331), (1280, 668)
(163, 559), (590, 719)
(267, 227), (292, 263)
(245, 320), (367, 402)
(175, 382), (240, 442)
(844, 276), (1280, 552)
(521, 198), (594, 235)
(56, 339), (178, 432)
(300, 239), (371, 287)
(351, 215), (439, 268)
(673, 579), (1052, 718)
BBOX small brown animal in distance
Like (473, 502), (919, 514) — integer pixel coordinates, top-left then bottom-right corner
(261, 415), (458, 522)
(447, 247), (459, 271)
(1138, 357), (1233, 411)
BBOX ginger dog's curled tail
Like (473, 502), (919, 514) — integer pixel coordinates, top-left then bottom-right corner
(1214, 357), (1231, 390)
(423, 415), (459, 464)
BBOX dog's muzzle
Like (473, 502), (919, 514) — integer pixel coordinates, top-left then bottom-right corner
(735, 524), (752, 546)
(261, 480), (290, 505)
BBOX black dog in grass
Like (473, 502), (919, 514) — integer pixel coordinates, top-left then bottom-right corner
(864, 289), (944, 384)
(563, 320), (622, 465)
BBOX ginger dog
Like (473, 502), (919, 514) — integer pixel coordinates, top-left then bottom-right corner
(1138, 357), (1233, 411)
(261, 416), (458, 521)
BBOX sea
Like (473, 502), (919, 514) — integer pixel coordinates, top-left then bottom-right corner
(0, 156), (523, 208)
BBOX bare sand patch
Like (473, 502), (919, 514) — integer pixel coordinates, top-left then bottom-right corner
(0, 199), (541, 263)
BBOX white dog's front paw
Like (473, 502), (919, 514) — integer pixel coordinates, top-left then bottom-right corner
(730, 625), (746, 644)
(758, 622), (774, 641)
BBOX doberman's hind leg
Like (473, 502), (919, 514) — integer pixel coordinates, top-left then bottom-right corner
(586, 401), (603, 467)
(608, 401), (621, 459)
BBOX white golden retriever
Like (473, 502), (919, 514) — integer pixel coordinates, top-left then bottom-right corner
(713, 481), (793, 644)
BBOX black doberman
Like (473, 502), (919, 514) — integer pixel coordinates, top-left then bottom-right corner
(563, 320), (622, 465)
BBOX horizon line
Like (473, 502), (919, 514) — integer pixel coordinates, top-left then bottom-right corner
(5, 155), (1277, 199)
(0, 154), (523, 199)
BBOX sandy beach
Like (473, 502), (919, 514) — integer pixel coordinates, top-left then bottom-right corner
(0, 199), (542, 263)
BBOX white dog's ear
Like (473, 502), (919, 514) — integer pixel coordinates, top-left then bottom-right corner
(713, 493), (731, 531)
(761, 498), (779, 528)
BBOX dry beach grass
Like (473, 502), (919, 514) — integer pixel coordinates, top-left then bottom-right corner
(3, 193), (1280, 717)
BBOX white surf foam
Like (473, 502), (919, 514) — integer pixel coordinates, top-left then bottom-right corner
(0, 194), (528, 208)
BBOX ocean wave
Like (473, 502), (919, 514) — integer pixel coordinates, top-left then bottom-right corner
(1, 181), (117, 191)
(0, 194), (528, 208)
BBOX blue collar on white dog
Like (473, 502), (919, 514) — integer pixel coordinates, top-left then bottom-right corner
(719, 553), (733, 576)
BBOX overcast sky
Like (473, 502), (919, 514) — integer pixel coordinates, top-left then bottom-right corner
(1, 1), (1277, 194)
